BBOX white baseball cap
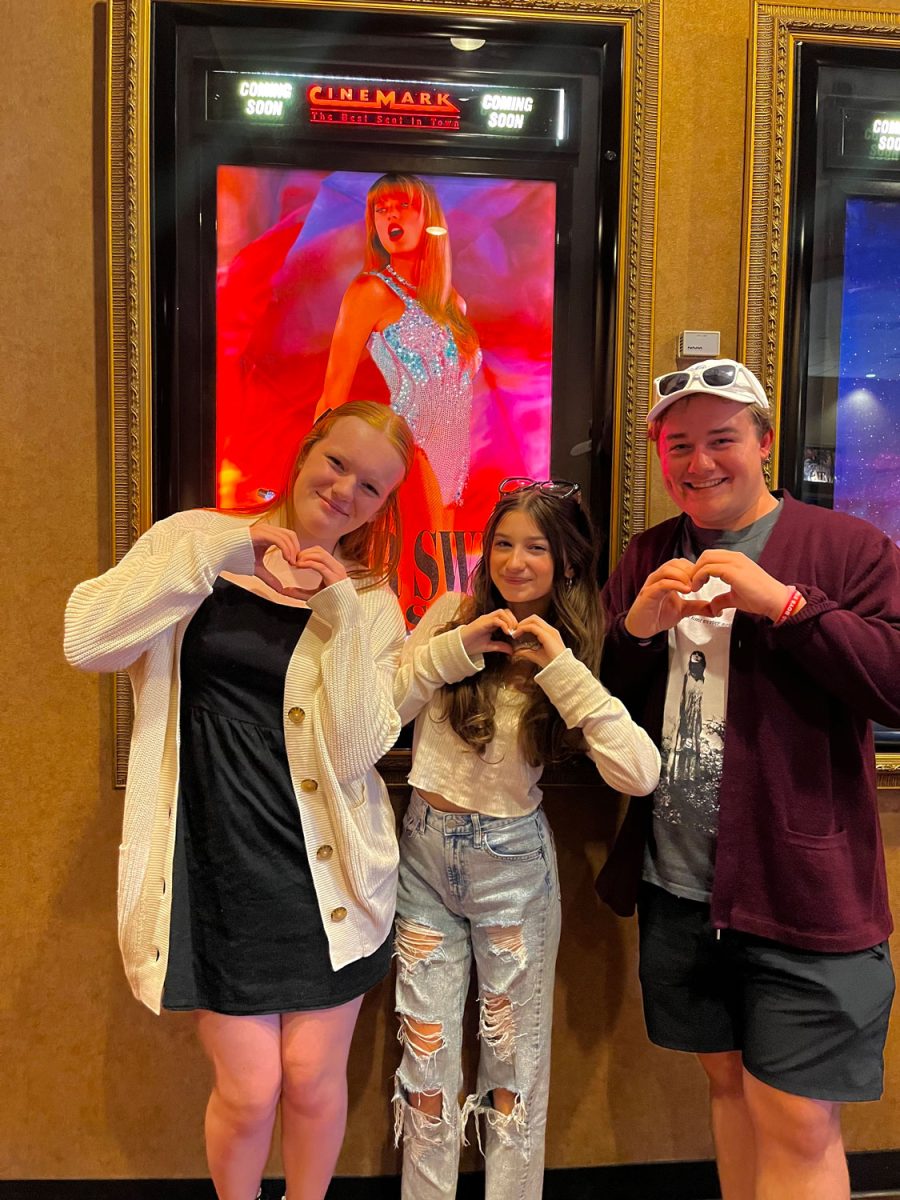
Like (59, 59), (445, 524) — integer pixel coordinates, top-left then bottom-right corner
(648, 358), (770, 425)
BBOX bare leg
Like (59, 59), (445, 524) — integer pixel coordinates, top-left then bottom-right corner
(196, 1011), (282, 1200)
(743, 1070), (848, 1200)
(698, 1052), (755, 1200)
(279, 996), (365, 1200)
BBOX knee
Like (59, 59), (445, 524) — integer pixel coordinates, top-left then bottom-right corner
(491, 1088), (517, 1116)
(474, 1091), (529, 1152)
(281, 1055), (346, 1121)
(212, 1069), (281, 1132)
(394, 1012), (452, 1148)
(393, 1081), (453, 1153)
(747, 1081), (841, 1163)
(758, 1108), (839, 1162)
(407, 1089), (443, 1119)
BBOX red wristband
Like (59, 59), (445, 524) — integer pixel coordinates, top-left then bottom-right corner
(774, 587), (802, 625)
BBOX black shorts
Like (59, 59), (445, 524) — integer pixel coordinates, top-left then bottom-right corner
(637, 883), (895, 1102)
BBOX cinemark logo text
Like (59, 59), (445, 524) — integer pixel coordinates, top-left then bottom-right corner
(306, 84), (461, 129)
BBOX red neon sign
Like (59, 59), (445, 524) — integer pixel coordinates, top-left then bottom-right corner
(306, 83), (461, 130)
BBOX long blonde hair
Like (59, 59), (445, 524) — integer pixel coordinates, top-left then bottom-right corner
(363, 172), (480, 364)
(245, 402), (414, 591)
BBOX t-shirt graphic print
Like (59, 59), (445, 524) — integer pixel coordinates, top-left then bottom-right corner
(643, 576), (734, 900)
(643, 500), (784, 902)
(657, 579), (733, 834)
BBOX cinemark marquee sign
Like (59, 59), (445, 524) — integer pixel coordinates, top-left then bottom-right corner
(307, 84), (461, 129)
(206, 72), (567, 142)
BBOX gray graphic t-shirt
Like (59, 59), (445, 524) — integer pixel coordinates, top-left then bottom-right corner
(643, 500), (783, 901)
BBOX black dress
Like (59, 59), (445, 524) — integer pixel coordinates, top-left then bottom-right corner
(162, 577), (392, 1015)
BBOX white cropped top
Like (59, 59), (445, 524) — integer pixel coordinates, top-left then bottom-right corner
(394, 592), (660, 817)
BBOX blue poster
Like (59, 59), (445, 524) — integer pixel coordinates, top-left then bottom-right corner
(835, 197), (900, 548)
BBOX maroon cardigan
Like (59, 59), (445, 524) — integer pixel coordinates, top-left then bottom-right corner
(598, 491), (899, 952)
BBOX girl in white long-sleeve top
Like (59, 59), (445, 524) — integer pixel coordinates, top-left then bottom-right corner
(64, 402), (414, 1200)
(390, 479), (661, 1200)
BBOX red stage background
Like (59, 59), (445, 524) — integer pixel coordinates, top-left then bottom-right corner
(217, 167), (556, 623)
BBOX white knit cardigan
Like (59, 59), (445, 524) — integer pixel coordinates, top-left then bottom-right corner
(64, 509), (406, 1013)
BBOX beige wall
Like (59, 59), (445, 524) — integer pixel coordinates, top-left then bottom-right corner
(3, 0), (899, 1181)
(648, 0), (750, 526)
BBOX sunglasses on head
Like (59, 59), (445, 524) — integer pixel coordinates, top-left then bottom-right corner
(656, 362), (741, 398)
(498, 477), (581, 501)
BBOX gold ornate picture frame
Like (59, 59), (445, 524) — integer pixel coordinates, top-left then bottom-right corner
(740, 2), (900, 786)
(106, 0), (661, 786)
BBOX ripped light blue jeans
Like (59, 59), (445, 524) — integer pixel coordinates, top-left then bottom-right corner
(393, 790), (562, 1200)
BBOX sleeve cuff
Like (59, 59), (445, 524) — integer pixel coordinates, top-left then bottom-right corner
(535, 648), (611, 727)
(307, 576), (362, 626)
(773, 585), (838, 632)
(430, 626), (484, 682)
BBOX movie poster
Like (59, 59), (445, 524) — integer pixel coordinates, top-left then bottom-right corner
(216, 167), (557, 624)
(835, 196), (900, 549)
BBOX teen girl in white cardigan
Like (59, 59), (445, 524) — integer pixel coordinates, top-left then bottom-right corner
(65, 402), (413, 1200)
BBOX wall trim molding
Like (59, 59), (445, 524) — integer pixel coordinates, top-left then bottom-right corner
(3, 1151), (899, 1198)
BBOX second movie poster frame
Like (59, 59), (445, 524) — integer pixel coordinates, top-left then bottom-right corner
(740, 1), (900, 787)
(107, 0), (662, 786)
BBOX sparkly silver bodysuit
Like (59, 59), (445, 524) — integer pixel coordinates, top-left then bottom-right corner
(367, 271), (481, 505)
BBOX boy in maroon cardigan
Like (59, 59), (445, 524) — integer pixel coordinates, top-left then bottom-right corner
(598, 359), (900, 1200)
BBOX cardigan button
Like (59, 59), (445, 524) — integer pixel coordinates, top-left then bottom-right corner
(331, 906), (348, 922)
(316, 845), (333, 861)
(301, 778), (318, 793)
(288, 706), (305, 725)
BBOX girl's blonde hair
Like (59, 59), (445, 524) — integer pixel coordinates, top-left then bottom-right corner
(363, 173), (480, 364)
(244, 401), (414, 591)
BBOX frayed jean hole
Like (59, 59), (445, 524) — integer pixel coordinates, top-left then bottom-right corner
(485, 924), (527, 967)
(489, 1087), (519, 1117)
(399, 1012), (445, 1059)
(392, 1083), (448, 1154)
(394, 917), (445, 973)
(397, 1079), (444, 1121)
(479, 993), (517, 1062)
(483, 1093), (529, 1152)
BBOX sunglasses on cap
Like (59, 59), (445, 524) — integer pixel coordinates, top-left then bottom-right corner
(648, 359), (769, 424)
(498, 477), (581, 501)
(658, 362), (745, 397)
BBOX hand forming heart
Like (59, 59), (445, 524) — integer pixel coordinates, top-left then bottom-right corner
(251, 524), (348, 601)
(624, 550), (795, 639)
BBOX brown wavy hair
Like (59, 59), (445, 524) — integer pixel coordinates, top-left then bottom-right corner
(240, 401), (414, 591)
(363, 172), (480, 365)
(437, 490), (605, 766)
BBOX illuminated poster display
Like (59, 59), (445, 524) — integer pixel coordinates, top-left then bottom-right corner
(825, 101), (900, 168)
(870, 116), (900, 158)
(835, 196), (900, 547)
(207, 71), (568, 141)
(216, 167), (556, 624)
